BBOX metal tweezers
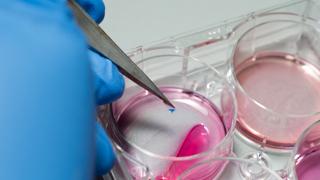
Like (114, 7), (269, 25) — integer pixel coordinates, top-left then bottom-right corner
(68, 0), (174, 108)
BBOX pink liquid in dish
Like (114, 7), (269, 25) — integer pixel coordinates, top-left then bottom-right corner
(235, 52), (320, 148)
(116, 87), (228, 179)
(296, 148), (320, 180)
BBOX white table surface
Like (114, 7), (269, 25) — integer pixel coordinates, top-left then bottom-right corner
(101, 0), (289, 50)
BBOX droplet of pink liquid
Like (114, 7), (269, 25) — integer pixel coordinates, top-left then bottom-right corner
(156, 124), (210, 179)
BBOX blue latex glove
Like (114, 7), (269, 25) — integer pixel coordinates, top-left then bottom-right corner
(77, 0), (125, 175)
(76, 0), (105, 23)
(0, 0), (124, 179)
(90, 51), (124, 175)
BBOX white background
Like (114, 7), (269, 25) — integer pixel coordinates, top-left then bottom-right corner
(101, 0), (289, 50)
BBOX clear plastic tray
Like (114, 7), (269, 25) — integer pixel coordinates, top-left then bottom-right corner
(103, 0), (320, 179)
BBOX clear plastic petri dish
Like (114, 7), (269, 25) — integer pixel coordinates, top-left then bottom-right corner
(230, 13), (320, 150)
(102, 46), (237, 179)
(285, 119), (320, 180)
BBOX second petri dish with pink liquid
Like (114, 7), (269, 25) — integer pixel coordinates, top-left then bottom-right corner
(103, 46), (237, 179)
(230, 13), (320, 150)
(285, 119), (320, 180)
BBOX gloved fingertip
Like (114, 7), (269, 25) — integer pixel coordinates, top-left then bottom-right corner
(95, 122), (115, 175)
(98, 63), (124, 104)
(90, 51), (125, 105)
(76, 0), (105, 23)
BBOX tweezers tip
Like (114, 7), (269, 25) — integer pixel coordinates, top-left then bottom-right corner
(164, 99), (175, 109)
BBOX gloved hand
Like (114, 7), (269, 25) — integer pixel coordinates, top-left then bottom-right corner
(0, 0), (124, 180)
(77, 0), (125, 175)
(90, 50), (124, 175)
